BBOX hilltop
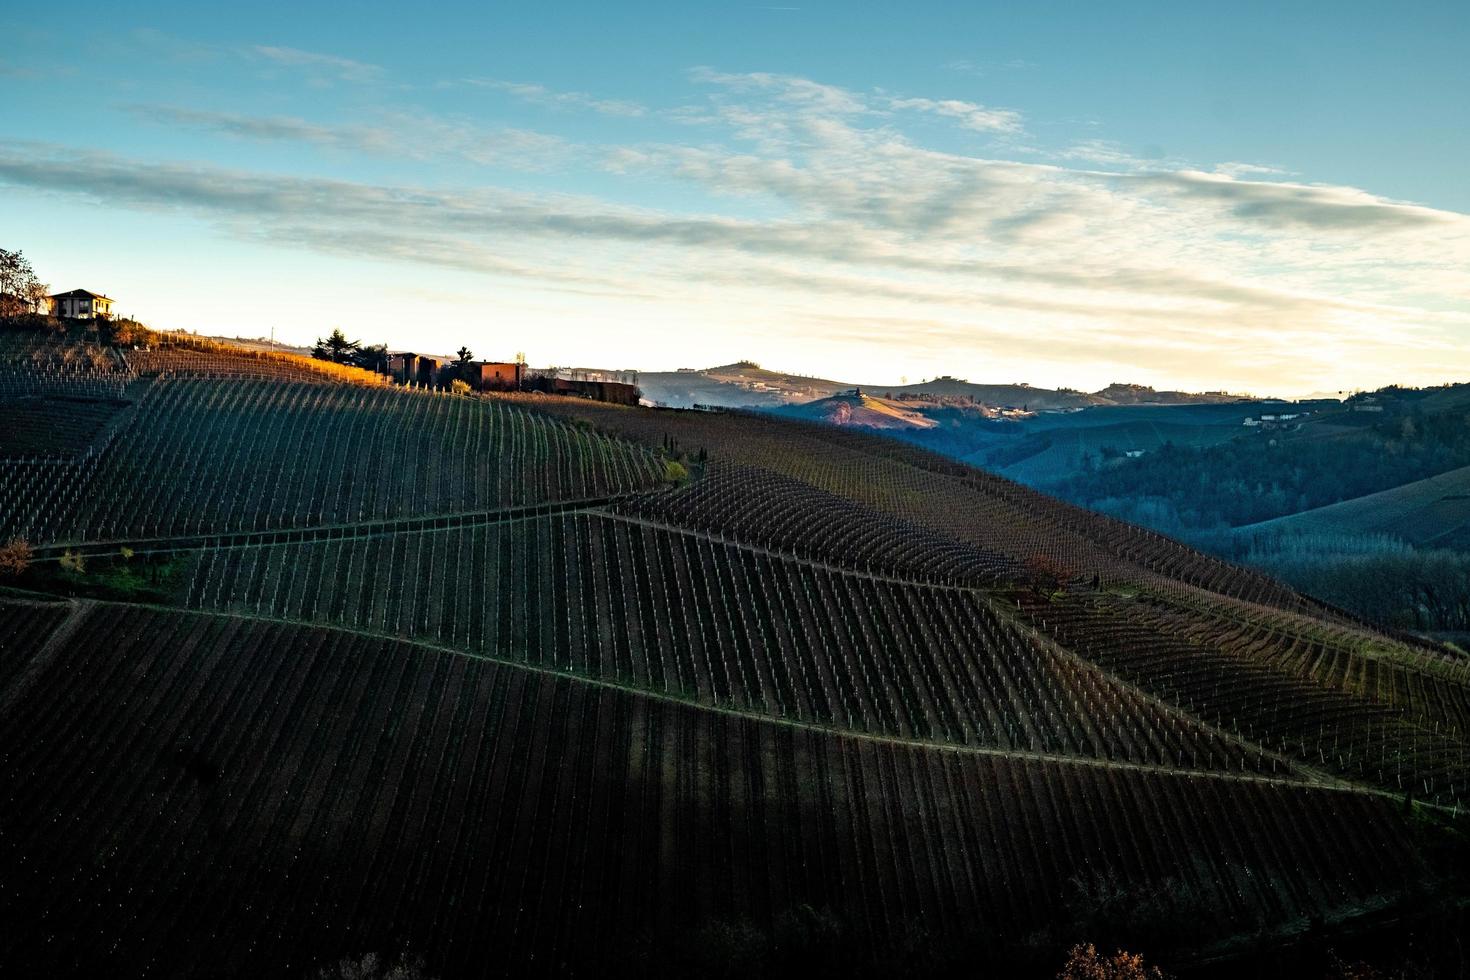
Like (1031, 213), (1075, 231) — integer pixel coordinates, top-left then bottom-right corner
(768, 390), (941, 428)
(0, 333), (1466, 977)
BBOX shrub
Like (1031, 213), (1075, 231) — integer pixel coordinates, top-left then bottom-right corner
(58, 550), (86, 575)
(450, 379), (472, 396)
(664, 460), (690, 485)
(311, 950), (435, 980)
(0, 537), (31, 577)
(1058, 943), (1167, 979)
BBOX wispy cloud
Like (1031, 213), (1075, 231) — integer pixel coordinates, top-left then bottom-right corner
(888, 96), (1024, 134)
(464, 79), (646, 117)
(127, 30), (386, 85)
(6, 62), (1467, 392)
(122, 104), (571, 169)
(689, 67), (870, 115)
(943, 58), (1036, 76)
(1124, 170), (1453, 231)
(248, 45), (384, 84)
(0, 61), (43, 79)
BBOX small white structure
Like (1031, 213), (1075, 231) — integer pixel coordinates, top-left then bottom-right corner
(49, 288), (115, 319)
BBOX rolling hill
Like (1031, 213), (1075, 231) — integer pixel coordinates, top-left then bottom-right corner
(0, 333), (1467, 976)
(639, 362), (1257, 412)
(768, 391), (939, 429)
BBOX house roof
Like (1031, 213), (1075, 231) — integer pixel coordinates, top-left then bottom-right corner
(49, 288), (113, 301)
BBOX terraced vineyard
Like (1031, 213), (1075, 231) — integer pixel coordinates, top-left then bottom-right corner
(0, 339), (1467, 977)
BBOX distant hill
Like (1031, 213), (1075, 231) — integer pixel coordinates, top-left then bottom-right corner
(871, 376), (1102, 409)
(203, 334), (312, 356)
(639, 362), (1259, 410)
(638, 361), (851, 407)
(1091, 381), (1250, 405)
(768, 391), (939, 429)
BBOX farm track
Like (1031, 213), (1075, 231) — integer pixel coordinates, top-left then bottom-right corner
(522, 509), (1339, 786)
(30, 491), (664, 558)
(178, 507), (1299, 777)
(0, 598), (90, 717)
(8, 594), (1339, 791)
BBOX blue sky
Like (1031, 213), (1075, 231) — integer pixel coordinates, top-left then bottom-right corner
(2, 1), (1467, 394)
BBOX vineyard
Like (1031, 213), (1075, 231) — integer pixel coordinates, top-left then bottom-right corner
(0, 337), (1467, 976)
(0, 379), (664, 544)
(0, 599), (1431, 977)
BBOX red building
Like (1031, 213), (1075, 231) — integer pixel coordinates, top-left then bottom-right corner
(474, 362), (524, 391)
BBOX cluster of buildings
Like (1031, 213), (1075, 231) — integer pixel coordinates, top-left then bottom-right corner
(11, 284), (643, 406)
(1243, 410), (1309, 429)
(386, 352), (640, 405)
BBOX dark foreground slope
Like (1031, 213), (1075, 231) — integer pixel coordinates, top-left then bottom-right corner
(1, 343), (1468, 977)
(0, 599), (1434, 977)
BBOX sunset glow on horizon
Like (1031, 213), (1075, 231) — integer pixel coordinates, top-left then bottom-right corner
(3, 1), (1467, 396)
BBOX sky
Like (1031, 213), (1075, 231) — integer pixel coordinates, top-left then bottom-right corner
(1, 1), (1467, 396)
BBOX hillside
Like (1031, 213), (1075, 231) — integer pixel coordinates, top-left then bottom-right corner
(769, 391), (939, 429)
(0, 338), (1467, 976)
(1242, 463), (1470, 550)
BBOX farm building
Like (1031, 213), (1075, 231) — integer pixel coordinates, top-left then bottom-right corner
(474, 361), (524, 391)
(524, 366), (641, 405)
(49, 288), (114, 320)
(545, 377), (640, 405)
(387, 352), (444, 387)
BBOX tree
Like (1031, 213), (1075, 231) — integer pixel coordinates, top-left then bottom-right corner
(1025, 552), (1068, 598)
(0, 247), (47, 318)
(312, 328), (361, 364)
(58, 550), (86, 575)
(352, 343), (389, 373)
(0, 538), (32, 578)
(1058, 944), (1166, 980)
(453, 346), (476, 383)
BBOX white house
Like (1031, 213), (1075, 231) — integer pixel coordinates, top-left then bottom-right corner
(49, 288), (114, 320)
